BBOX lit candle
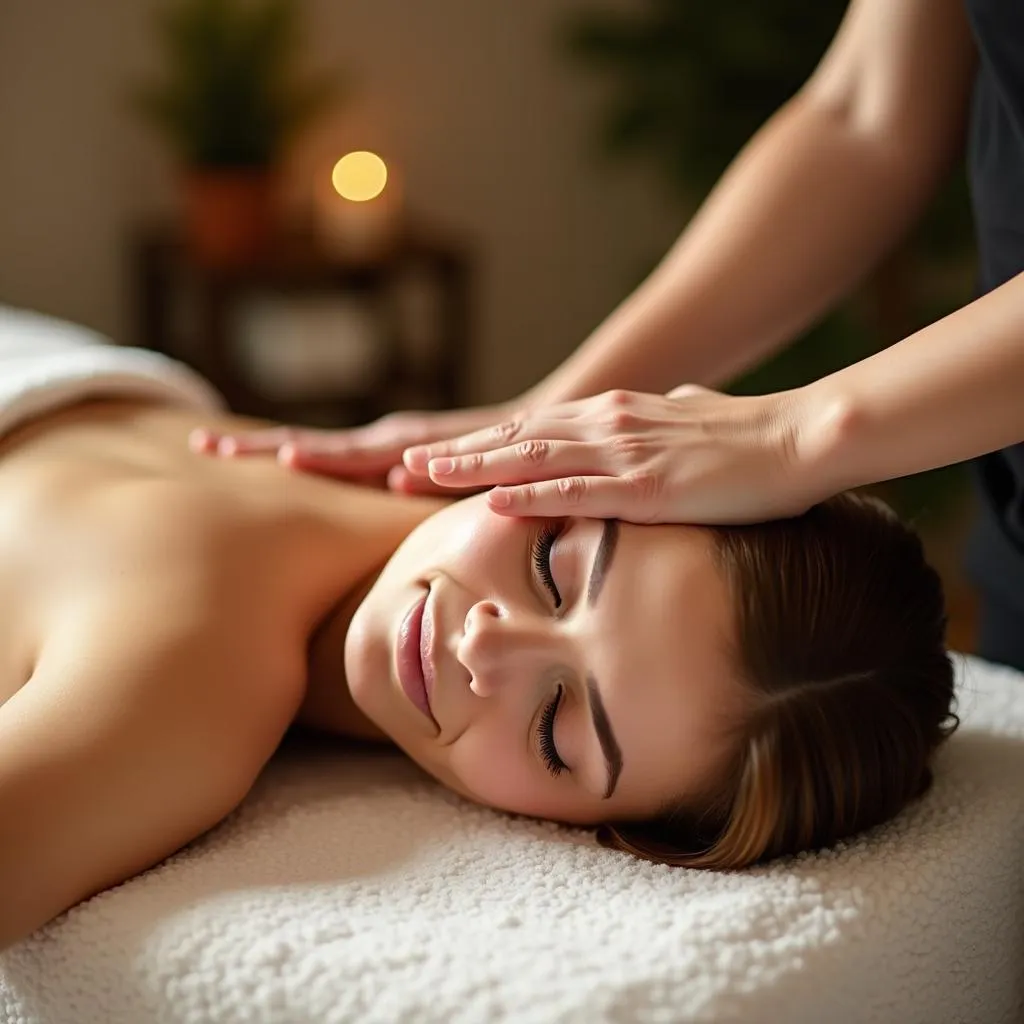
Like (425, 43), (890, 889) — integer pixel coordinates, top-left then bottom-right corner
(317, 150), (402, 260)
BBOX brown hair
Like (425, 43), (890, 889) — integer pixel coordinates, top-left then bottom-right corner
(599, 492), (959, 869)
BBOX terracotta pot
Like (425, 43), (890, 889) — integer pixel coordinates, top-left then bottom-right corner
(181, 169), (275, 268)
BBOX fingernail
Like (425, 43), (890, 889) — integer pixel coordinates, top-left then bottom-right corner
(403, 447), (427, 470)
(489, 488), (512, 507)
(188, 429), (211, 453)
(277, 444), (297, 466)
(217, 438), (238, 457)
(430, 457), (455, 476)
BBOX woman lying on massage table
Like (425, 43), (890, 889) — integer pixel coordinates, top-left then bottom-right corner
(0, 392), (955, 950)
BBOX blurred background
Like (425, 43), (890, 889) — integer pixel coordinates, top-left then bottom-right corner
(0, 0), (980, 648)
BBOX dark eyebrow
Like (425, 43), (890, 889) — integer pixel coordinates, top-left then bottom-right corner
(587, 672), (623, 800)
(585, 519), (623, 799)
(586, 518), (619, 607)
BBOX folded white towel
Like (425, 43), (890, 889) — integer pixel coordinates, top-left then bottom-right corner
(2, 653), (1022, 1024)
(0, 306), (222, 432)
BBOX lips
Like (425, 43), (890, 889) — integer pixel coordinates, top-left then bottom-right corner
(396, 587), (439, 730)
(420, 585), (437, 712)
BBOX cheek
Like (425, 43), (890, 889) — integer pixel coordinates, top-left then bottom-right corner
(443, 724), (547, 817)
(440, 509), (520, 582)
(395, 500), (521, 584)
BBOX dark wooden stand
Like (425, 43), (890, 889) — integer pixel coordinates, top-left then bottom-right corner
(130, 224), (472, 427)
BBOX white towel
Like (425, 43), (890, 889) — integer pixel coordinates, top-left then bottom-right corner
(0, 306), (222, 432)
(1, 653), (1022, 1024)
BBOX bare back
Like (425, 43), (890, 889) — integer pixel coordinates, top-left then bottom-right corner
(0, 398), (436, 948)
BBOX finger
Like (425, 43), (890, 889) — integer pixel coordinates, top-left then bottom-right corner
(213, 425), (407, 465)
(386, 464), (486, 497)
(387, 464), (422, 492)
(667, 383), (714, 401)
(281, 413), (478, 469)
(188, 428), (218, 454)
(276, 441), (411, 476)
(274, 443), (406, 479)
(485, 476), (649, 520)
(403, 417), (584, 472)
(335, 410), (499, 462)
(422, 439), (604, 488)
(212, 427), (314, 456)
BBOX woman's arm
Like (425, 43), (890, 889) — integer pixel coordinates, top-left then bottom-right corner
(528, 0), (977, 405)
(399, 269), (1024, 525)
(0, 613), (295, 950)
(798, 271), (1024, 497)
(198, 0), (976, 490)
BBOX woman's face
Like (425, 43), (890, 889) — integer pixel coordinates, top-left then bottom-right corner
(345, 495), (745, 826)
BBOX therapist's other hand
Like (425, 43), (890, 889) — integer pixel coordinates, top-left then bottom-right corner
(190, 402), (518, 494)
(402, 386), (814, 524)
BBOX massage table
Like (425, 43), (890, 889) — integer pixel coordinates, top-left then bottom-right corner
(1, 653), (1022, 1023)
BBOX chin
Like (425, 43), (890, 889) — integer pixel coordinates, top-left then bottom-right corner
(343, 601), (389, 730)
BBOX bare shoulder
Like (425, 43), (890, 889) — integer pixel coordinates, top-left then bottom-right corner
(0, 593), (305, 950)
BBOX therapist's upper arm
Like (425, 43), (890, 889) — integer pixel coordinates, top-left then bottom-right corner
(0, 617), (298, 951)
(802, 0), (977, 185)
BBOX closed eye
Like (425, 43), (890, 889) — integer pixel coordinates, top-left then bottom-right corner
(537, 684), (567, 776)
(531, 523), (562, 608)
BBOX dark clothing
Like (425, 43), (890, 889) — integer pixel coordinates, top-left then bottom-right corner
(963, 0), (1024, 668)
(976, 590), (1024, 670)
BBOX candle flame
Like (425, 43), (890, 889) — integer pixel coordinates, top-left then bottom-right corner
(332, 151), (388, 202)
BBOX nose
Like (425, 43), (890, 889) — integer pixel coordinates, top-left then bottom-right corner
(457, 599), (560, 697)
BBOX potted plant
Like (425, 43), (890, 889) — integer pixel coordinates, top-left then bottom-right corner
(135, 0), (335, 266)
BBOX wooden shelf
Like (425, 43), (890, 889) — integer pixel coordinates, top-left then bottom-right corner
(130, 223), (473, 427)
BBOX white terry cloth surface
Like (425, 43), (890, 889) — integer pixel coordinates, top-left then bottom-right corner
(0, 306), (223, 430)
(0, 306), (1020, 1023)
(1, 653), (1023, 1024)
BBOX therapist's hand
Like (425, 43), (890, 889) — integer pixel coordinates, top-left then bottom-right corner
(190, 402), (519, 493)
(402, 386), (817, 524)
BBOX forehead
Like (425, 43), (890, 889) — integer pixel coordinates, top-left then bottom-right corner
(594, 522), (743, 819)
(600, 521), (730, 654)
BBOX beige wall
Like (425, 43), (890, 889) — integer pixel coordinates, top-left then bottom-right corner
(0, 0), (681, 403)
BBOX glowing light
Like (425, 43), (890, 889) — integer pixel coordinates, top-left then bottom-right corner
(331, 151), (388, 202)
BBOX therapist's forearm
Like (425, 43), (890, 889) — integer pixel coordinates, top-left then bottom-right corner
(528, 94), (950, 407)
(799, 271), (1024, 496)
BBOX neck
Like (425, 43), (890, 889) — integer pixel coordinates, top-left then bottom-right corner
(299, 566), (386, 739)
(293, 482), (445, 740)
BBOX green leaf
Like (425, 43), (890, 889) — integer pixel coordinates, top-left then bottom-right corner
(132, 0), (339, 168)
